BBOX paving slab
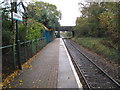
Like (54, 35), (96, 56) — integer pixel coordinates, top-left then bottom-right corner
(57, 39), (79, 88)
(3, 38), (82, 89)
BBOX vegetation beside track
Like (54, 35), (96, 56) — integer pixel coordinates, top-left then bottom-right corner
(72, 2), (119, 65)
(72, 37), (119, 64)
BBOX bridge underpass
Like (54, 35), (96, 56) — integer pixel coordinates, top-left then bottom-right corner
(56, 26), (75, 38)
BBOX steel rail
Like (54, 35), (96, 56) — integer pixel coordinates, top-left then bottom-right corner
(68, 39), (120, 88)
(63, 39), (91, 90)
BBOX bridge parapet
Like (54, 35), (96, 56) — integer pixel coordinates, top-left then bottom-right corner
(58, 26), (75, 31)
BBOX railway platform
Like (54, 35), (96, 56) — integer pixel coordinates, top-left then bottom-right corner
(3, 38), (82, 89)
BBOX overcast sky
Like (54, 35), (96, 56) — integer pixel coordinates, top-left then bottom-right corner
(1, 0), (84, 26)
(33, 0), (119, 26)
(1, 0), (119, 26)
(38, 0), (84, 26)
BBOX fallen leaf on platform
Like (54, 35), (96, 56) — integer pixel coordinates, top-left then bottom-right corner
(6, 80), (10, 83)
(0, 83), (3, 87)
(98, 87), (101, 88)
(19, 83), (23, 85)
(19, 80), (23, 83)
(33, 85), (37, 88)
(8, 86), (12, 88)
(68, 76), (70, 79)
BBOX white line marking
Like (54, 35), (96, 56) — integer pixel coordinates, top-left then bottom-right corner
(61, 38), (83, 89)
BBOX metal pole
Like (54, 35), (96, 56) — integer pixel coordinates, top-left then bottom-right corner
(72, 31), (74, 37)
(31, 40), (33, 56)
(15, 1), (22, 70)
(36, 39), (38, 53)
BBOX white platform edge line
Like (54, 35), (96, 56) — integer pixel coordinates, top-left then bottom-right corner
(61, 38), (83, 89)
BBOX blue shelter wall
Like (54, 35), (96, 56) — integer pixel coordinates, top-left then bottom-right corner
(43, 30), (51, 44)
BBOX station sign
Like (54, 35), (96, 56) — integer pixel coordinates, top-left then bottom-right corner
(13, 12), (22, 21)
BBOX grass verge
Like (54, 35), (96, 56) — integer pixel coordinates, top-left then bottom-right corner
(72, 37), (119, 64)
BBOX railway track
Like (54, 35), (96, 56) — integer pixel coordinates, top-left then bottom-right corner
(63, 39), (120, 89)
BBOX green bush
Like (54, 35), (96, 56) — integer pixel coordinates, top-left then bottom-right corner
(18, 19), (44, 41)
(72, 37), (119, 64)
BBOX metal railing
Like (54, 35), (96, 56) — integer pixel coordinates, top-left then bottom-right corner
(1, 37), (47, 80)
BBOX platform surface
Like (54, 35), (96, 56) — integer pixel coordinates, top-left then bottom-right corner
(4, 38), (82, 89)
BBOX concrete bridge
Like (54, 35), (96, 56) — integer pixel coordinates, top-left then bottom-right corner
(59, 26), (75, 31)
(56, 26), (75, 37)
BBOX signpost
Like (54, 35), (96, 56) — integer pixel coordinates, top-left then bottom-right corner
(13, 2), (22, 70)
(11, 1), (28, 70)
(13, 12), (22, 21)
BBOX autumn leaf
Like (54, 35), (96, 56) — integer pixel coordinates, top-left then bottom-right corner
(33, 85), (37, 88)
(38, 80), (41, 82)
(0, 83), (3, 87)
(68, 76), (70, 79)
(19, 80), (23, 83)
(8, 86), (12, 88)
(19, 83), (23, 85)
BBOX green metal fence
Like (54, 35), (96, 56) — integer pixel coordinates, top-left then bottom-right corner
(1, 37), (47, 80)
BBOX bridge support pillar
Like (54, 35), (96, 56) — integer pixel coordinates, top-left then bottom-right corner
(56, 30), (60, 38)
(72, 31), (74, 37)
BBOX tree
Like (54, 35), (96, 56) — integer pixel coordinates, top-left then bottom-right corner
(75, 2), (119, 40)
(25, 19), (44, 40)
(2, 9), (13, 46)
(27, 1), (61, 30)
(1, 1), (61, 46)
(74, 2), (119, 50)
(99, 11), (118, 44)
